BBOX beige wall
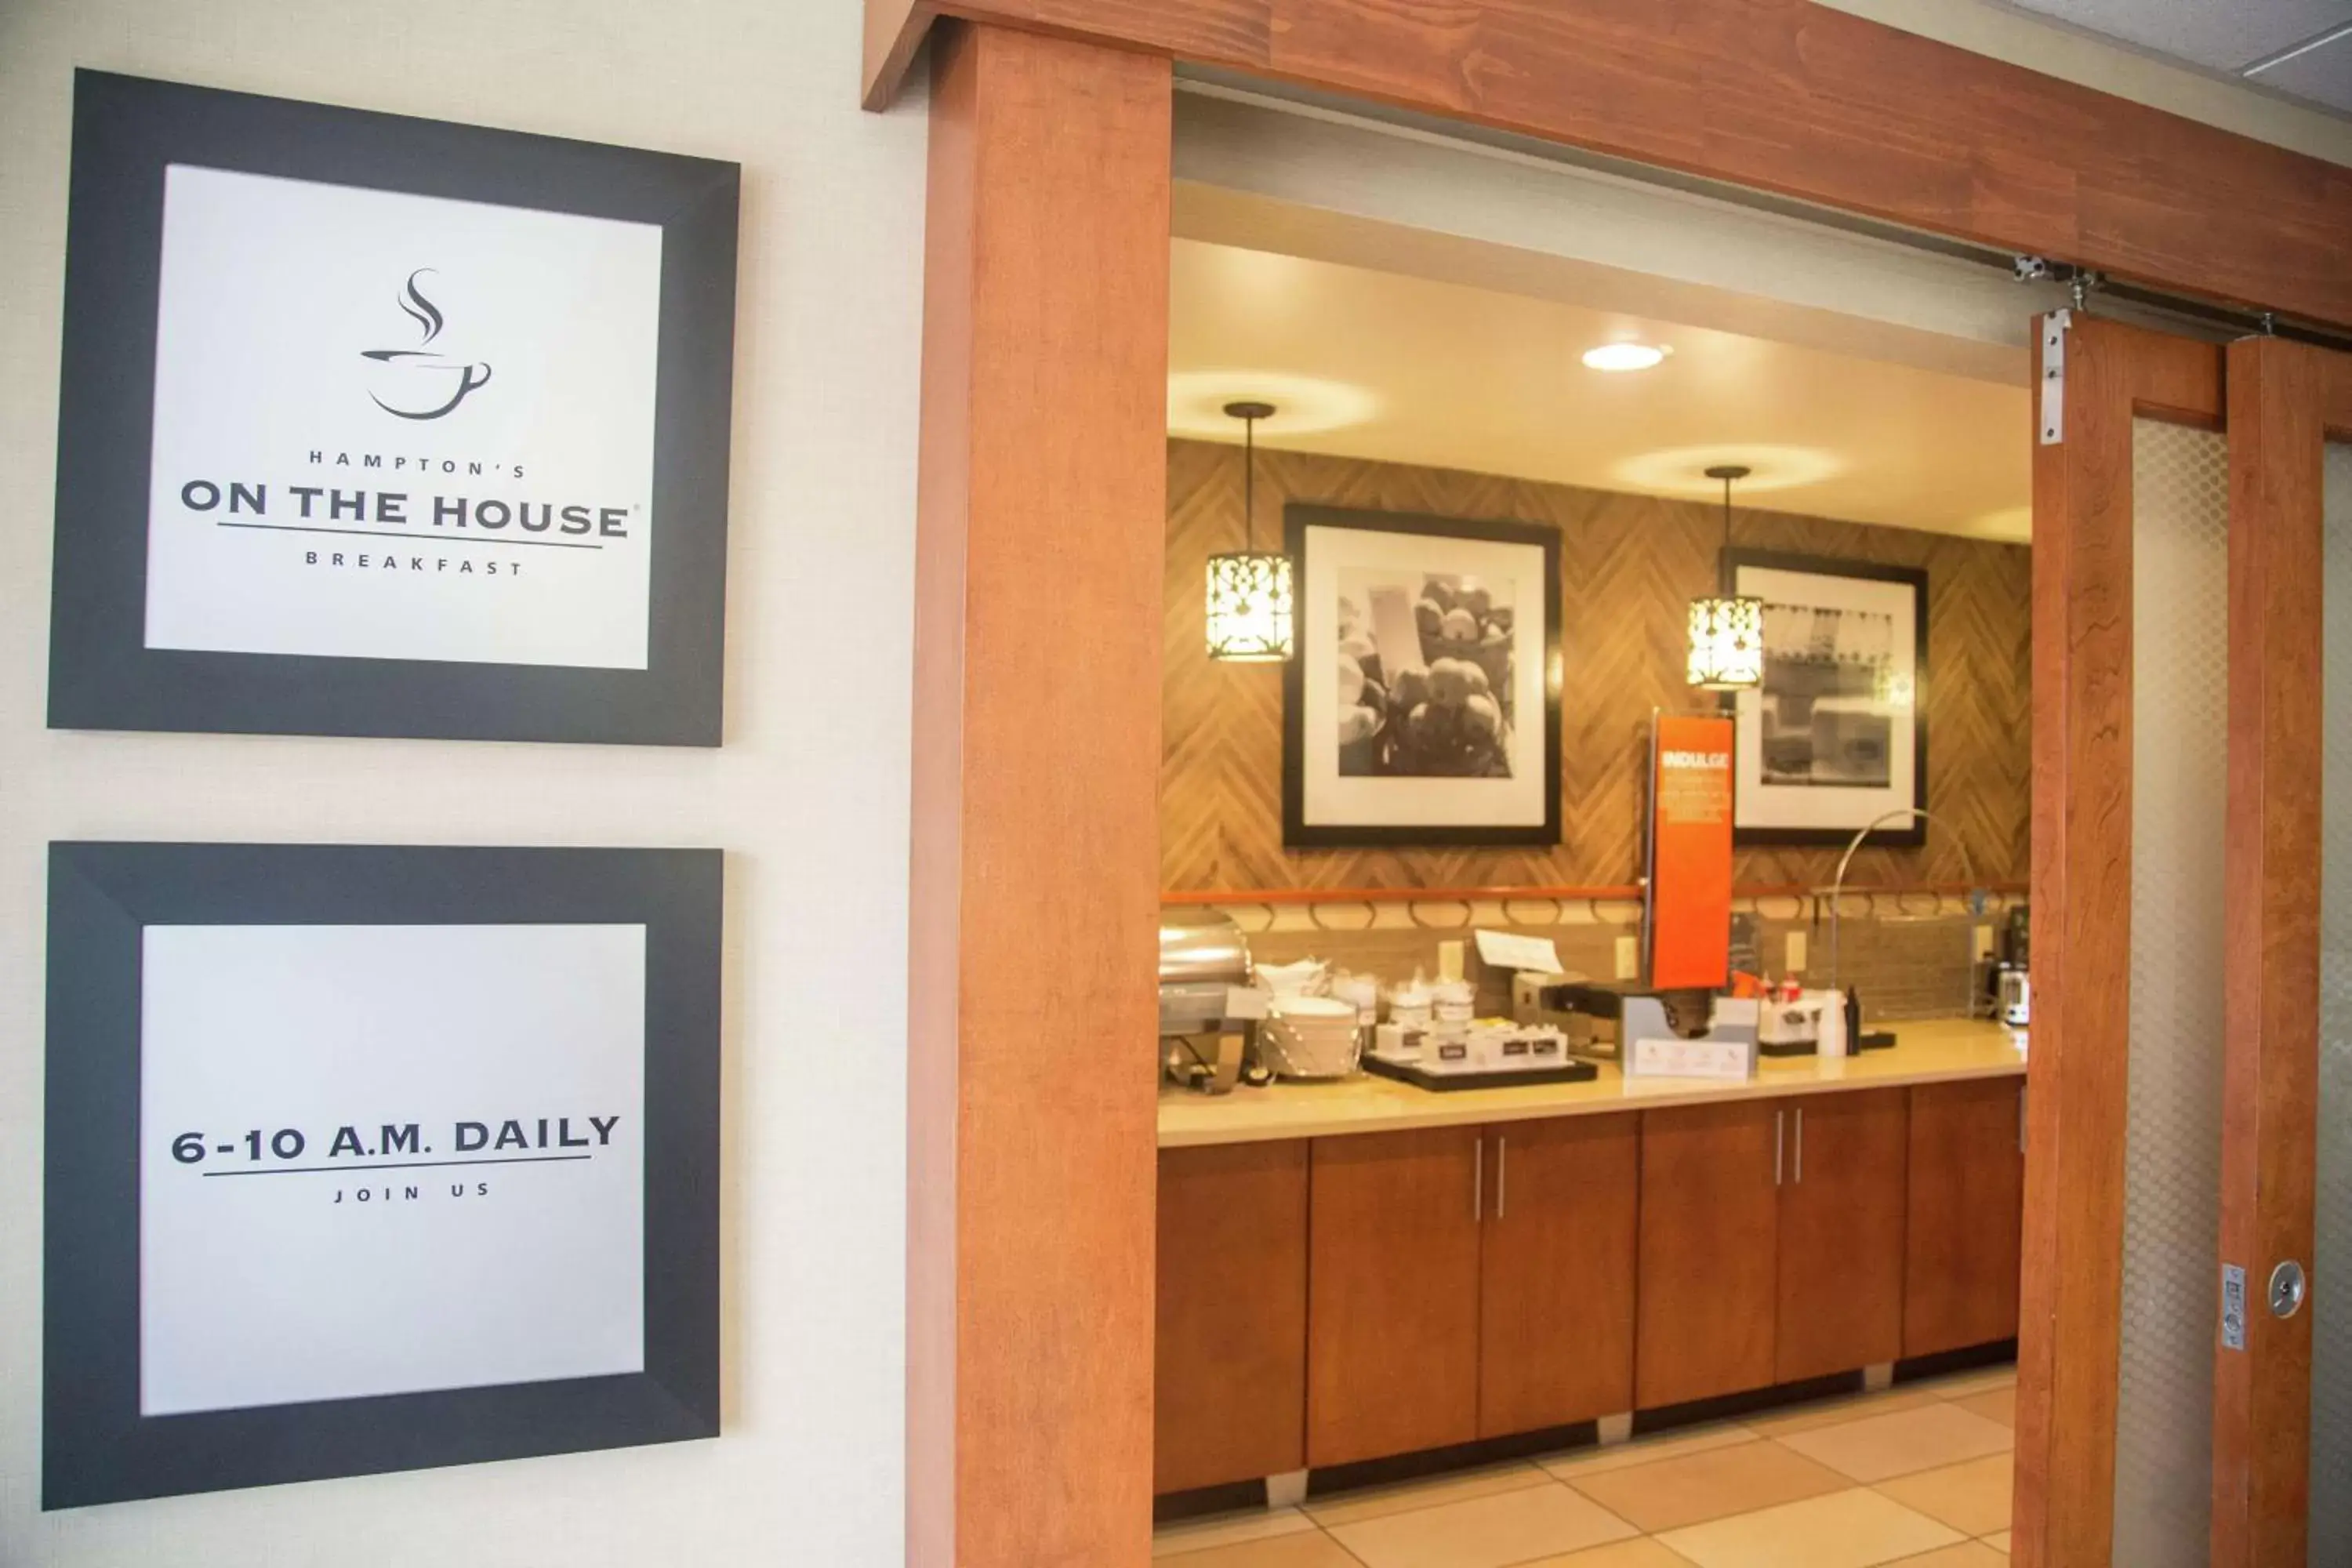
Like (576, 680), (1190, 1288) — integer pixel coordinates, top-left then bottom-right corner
(0, 2), (925, 1563)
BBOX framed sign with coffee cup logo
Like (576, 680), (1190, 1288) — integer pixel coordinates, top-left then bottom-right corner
(47, 71), (738, 745)
(42, 841), (721, 1507)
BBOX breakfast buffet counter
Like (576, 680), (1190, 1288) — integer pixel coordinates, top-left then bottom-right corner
(1156, 1016), (2025, 1148)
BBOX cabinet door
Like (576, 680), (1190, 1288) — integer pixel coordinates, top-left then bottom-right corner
(1307, 1126), (1483, 1468)
(1155, 1141), (1309, 1495)
(1636, 1101), (1780, 1409)
(1775, 1088), (1910, 1384)
(1904, 1077), (2026, 1358)
(1479, 1113), (1639, 1437)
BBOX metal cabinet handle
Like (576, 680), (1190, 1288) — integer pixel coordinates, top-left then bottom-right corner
(1794, 1107), (1804, 1185)
(1774, 1110), (1784, 1187)
(1497, 1134), (1508, 1220)
(1474, 1134), (1483, 1222)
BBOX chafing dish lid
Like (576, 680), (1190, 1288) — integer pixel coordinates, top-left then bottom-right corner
(1158, 906), (1251, 986)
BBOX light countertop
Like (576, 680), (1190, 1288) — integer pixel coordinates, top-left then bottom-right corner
(1157, 1016), (2026, 1148)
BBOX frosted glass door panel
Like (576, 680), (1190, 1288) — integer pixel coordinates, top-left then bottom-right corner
(2112, 419), (2229, 1567)
(2316, 440), (2352, 1559)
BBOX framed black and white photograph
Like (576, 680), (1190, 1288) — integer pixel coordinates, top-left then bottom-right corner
(43, 842), (721, 1508)
(1724, 549), (1928, 846)
(1284, 504), (1562, 847)
(47, 71), (739, 746)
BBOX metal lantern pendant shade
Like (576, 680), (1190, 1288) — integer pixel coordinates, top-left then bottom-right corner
(1206, 401), (1294, 662)
(1687, 464), (1763, 691)
(1686, 595), (1764, 690)
(1205, 551), (1294, 662)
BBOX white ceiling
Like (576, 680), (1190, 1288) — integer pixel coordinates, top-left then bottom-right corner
(2000, 0), (2352, 111)
(1168, 241), (2034, 542)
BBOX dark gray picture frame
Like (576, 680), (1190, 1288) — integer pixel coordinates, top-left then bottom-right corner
(1722, 547), (1929, 848)
(43, 842), (722, 1508)
(46, 71), (738, 746)
(1283, 503), (1564, 848)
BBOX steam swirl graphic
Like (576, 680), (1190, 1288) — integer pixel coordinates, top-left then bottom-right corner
(396, 269), (445, 345)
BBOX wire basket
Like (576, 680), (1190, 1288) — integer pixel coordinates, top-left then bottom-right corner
(1258, 1000), (1364, 1080)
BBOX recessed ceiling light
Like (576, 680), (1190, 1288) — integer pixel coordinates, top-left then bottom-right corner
(1581, 342), (1671, 373)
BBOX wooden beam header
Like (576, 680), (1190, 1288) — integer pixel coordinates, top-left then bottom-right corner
(864, 0), (2352, 331)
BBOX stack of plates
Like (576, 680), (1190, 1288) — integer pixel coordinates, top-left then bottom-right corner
(1260, 995), (1363, 1080)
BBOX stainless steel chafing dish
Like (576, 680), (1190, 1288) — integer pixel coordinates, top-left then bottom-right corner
(1158, 906), (1260, 1093)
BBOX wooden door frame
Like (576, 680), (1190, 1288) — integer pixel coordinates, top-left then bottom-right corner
(2020, 313), (2221, 1566)
(873, 6), (2350, 1564)
(2211, 339), (2352, 1567)
(868, 1), (2352, 328)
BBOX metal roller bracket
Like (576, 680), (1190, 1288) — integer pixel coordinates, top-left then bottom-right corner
(2040, 310), (2070, 445)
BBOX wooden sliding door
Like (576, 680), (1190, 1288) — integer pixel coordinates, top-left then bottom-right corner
(2209, 337), (2352, 1568)
(2017, 314), (2226, 1568)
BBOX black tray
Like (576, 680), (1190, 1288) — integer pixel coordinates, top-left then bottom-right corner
(1759, 1031), (1897, 1058)
(1363, 1054), (1599, 1092)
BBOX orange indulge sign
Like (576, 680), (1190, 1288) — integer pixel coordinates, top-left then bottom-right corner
(1648, 713), (1734, 992)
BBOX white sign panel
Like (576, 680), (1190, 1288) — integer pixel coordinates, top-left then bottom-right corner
(138, 923), (647, 1415)
(143, 166), (663, 669)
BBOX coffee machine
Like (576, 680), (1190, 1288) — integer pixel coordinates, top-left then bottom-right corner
(1989, 904), (2030, 1026)
(1514, 976), (1748, 1062)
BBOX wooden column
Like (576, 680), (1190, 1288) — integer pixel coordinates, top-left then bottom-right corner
(906, 24), (1171, 1568)
(2013, 315), (2222, 1568)
(2209, 336), (2328, 1568)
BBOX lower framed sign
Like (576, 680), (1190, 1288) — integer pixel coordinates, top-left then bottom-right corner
(43, 841), (721, 1508)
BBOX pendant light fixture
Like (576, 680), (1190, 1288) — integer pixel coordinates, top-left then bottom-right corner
(1686, 463), (1764, 691)
(1205, 400), (1294, 662)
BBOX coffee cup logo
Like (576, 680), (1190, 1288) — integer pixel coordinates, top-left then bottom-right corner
(361, 269), (492, 420)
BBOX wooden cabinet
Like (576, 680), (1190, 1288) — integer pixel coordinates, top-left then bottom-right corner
(1305, 1117), (1641, 1466)
(1477, 1114), (1639, 1437)
(1639, 1091), (1913, 1406)
(1636, 1100), (1781, 1408)
(1306, 1127), (1483, 1468)
(1775, 1089), (1910, 1383)
(1152, 1071), (2024, 1493)
(1904, 1077), (2026, 1357)
(1155, 1141), (1310, 1494)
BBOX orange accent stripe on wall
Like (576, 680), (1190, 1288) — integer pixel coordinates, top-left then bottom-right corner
(1160, 881), (2025, 906)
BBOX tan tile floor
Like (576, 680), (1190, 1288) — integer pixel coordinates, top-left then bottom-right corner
(1155, 1366), (2017, 1568)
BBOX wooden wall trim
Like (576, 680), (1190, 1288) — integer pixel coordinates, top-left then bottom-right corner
(2326, 351), (2352, 441)
(862, 0), (2352, 329)
(866, 0), (927, 114)
(906, 25), (975, 1563)
(2013, 314), (2223, 1568)
(2210, 336), (2327, 1568)
(906, 24), (1172, 1567)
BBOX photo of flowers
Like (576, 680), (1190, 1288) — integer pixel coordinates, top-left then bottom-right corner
(1286, 505), (1560, 848)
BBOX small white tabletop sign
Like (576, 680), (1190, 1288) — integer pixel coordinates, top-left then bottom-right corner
(1472, 929), (1566, 975)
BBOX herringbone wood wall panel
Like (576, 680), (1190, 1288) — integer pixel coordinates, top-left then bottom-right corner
(1163, 440), (2031, 894)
